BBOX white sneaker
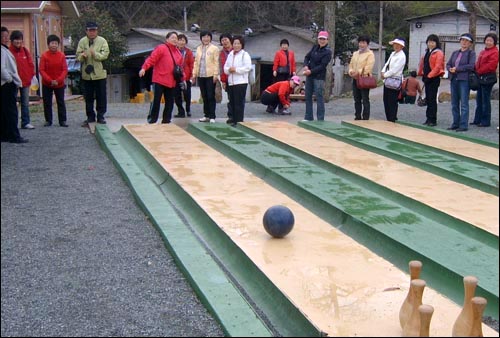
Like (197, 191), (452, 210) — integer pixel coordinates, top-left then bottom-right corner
(209, 119), (216, 123)
(199, 117), (209, 122)
(301, 119), (312, 122)
(22, 123), (35, 129)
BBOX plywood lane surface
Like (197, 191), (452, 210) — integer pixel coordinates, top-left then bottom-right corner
(346, 120), (499, 166)
(124, 124), (497, 337)
(243, 121), (499, 237)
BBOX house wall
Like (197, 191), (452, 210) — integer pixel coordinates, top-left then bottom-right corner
(408, 12), (495, 72)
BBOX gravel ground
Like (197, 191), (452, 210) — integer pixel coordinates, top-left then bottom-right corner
(2, 83), (498, 336)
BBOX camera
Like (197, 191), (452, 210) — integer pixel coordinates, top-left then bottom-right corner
(85, 64), (94, 74)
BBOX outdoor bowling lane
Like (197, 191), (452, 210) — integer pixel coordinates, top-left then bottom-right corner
(122, 123), (498, 337)
(242, 121), (499, 237)
(345, 120), (499, 166)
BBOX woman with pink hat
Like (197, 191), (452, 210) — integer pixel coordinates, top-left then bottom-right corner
(260, 76), (301, 115)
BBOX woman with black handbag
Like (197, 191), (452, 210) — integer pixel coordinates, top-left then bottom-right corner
(471, 32), (499, 128)
(348, 35), (375, 120)
(418, 34), (445, 127)
(139, 31), (184, 124)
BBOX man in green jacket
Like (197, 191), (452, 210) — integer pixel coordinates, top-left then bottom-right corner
(77, 22), (110, 125)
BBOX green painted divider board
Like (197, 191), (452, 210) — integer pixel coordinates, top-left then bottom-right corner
(95, 125), (274, 337)
(297, 121), (498, 196)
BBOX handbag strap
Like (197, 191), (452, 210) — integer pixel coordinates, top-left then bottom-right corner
(167, 45), (179, 66)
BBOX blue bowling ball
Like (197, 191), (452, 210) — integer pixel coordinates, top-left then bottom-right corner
(263, 205), (295, 238)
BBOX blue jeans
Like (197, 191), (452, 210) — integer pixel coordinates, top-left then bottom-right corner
(18, 86), (31, 127)
(450, 78), (470, 129)
(473, 83), (494, 126)
(305, 78), (325, 121)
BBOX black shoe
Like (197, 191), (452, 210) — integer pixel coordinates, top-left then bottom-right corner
(266, 106), (275, 114)
(422, 121), (429, 125)
(469, 122), (478, 125)
(226, 118), (234, 124)
(59, 122), (68, 127)
(427, 123), (436, 127)
(187, 112), (191, 117)
(231, 123), (237, 127)
(354, 117), (361, 120)
(10, 137), (28, 143)
(456, 128), (468, 132)
(97, 119), (107, 124)
(447, 126), (458, 130)
(174, 114), (186, 118)
(44, 122), (52, 127)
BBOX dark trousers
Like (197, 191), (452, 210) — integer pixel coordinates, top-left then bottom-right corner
(148, 83), (175, 123)
(198, 77), (216, 119)
(1, 82), (21, 142)
(42, 86), (67, 124)
(352, 79), (371, 120)
(383, 85), (400, 122)
(260, 91), (281, 110)
(83, 78), (107, 121)
(424, 77), (440, 124)
(224, 82), (233, 118)
(227, 83), (247, 123)
(174, 81), (191, 115)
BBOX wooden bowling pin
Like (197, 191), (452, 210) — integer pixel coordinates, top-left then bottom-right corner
(399, 260), (423, 329)
(452, 276), (479, 337)
(402, 279), (426, 337)
(418, 304), (434, 337)
(468, 297), (487, 337)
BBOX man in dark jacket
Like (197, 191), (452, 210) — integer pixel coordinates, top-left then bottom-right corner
(302, 31), (332, 121)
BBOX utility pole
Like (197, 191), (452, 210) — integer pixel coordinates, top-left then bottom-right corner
(183, 7), (187, 32)
(378, 1), (384, 80)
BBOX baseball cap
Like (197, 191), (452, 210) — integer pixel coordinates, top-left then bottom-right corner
(318, 31), (329, 39)
(460, 33), (473, 42)
(86, 22), (98, 30)
(389, 37), (406, 48)
(291, 75), (301, 85)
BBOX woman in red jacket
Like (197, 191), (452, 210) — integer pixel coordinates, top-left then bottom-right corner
(139, 31), (184, 124)
(260, 75), (301, 115)
(9, 30), (35, 129)
(39, 35), (68, 127)
(471, 32), (499, 127)
(418, 34), (445, 127)
(272, 39), (296, 81)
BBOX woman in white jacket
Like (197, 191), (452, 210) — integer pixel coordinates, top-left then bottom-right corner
(224, 35), (252, 126)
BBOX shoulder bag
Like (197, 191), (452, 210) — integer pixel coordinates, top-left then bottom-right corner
(168, 46), (183, 83)
(478, 73), (497, 85)
(277, 51), (290, 75)
(384, 76), (402, 90)
(417, 85), (427, 106)
(357, 75), (377, 89)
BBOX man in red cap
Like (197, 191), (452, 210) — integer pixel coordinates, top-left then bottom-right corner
(302, 31), (332, 121)
(260, 75), (301, 115)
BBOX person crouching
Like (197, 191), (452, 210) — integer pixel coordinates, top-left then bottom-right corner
(261, 75), (301, 115)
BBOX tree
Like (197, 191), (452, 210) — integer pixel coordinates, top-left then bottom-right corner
(65, 2), (128, 73)
(323, 1), (336, 103)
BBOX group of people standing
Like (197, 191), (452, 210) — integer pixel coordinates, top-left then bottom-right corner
(1, 21), (111, 144)
(1, 26), (71, 143)
(379, 32), (498, 130)
(139, 30), (254, 127)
